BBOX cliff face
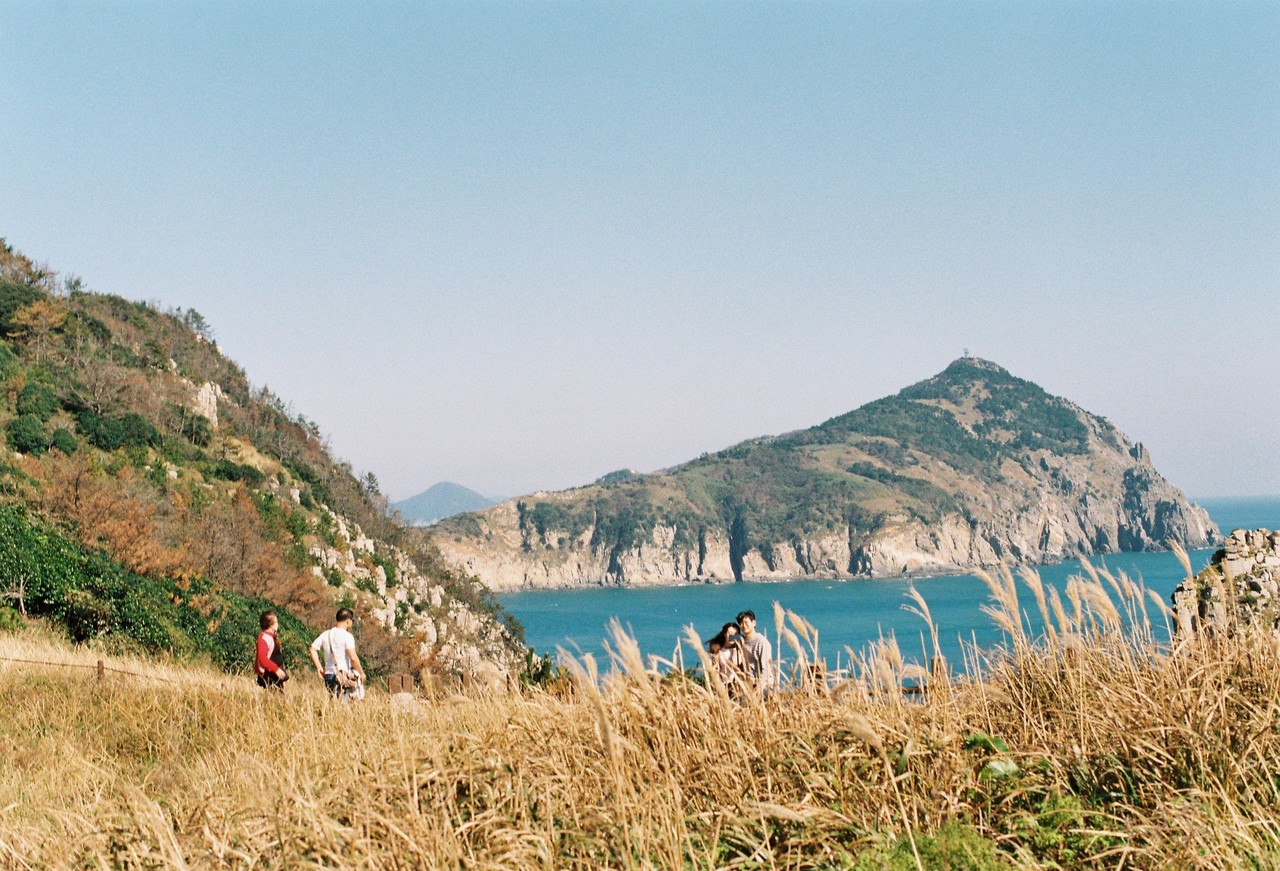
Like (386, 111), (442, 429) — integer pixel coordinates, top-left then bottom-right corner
(429, 359), (1217, 591)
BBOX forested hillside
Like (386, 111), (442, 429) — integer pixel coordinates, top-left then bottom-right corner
(0, 240), (521, 680)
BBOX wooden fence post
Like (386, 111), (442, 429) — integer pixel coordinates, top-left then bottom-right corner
(97, 659), (105, 681)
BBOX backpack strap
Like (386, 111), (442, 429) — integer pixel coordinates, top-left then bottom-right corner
(324, 628), (348, 675)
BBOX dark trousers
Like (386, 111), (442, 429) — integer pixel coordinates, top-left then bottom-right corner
(257, 672), (285, 692)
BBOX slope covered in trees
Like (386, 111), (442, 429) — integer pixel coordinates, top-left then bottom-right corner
(0, 240), (521, 680)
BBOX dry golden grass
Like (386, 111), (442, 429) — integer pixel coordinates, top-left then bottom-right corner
(3, 559), (1280, 869)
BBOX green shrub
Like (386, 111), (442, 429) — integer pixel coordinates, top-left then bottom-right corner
(7, 414), (50, 455)
(64, 310), (112, 344)
(519, 648), (562, 688)
(62, 589), (113, 641)
(76, 412), (124, 450)
(16, 383), (58, 421)
(99, 294), (152, 328)
(371, 551), (398, 588)
(124, 444), (149, 469)
(0, 280), (43, 334)
(182, 413), (213, 447)
(0, 505), (314, 668)
(159, 434), (206, 465)
(77, 411), (161, 451)
(0, 606), (23, 632)
(50, 427), (77, 454)
(852, 821), (1013, 870)
(0, 340), (19, 379)
(207, 605), (263, 672)
(210, 459), (265, 485)
(118, 412), (160, 447)
(283, 458), (333, 507)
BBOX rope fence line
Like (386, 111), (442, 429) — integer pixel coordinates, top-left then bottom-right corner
(0, 656), (421, 694)
(0, 655), (178, 684)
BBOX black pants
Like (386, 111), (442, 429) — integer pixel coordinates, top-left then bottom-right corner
(257, 672), (286, 692)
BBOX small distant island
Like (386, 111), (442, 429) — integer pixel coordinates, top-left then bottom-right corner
(393, 481), (498, 526)
(428, 357), (1218, 590)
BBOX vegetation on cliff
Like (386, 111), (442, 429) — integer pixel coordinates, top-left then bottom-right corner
(434, 355), (1210, 584)
(0, 239), (519, 679)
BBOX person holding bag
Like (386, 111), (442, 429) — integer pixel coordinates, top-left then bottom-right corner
(309, 607), (366, 700)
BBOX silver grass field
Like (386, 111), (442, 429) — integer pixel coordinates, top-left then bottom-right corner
(2, 549), (1279, 869)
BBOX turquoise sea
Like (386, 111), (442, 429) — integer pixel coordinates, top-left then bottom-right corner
(500, 496), (1280, 674)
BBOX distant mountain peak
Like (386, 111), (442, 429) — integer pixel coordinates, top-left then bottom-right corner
(943, 355), (1009, 375)
(923, 358), (1023, 393)
(393, 482), (496, 526)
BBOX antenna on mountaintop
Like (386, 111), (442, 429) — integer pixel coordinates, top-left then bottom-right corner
(963, 348), (971, 358)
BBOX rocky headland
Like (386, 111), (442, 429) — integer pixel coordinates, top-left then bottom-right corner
(429, 358), (1217, 591)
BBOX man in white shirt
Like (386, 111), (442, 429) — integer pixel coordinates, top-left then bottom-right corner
(309, 607), (365, 699)
(736, 609), (776, 697)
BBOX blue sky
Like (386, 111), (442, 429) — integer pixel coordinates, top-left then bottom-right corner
(3, 2), (1277, 501)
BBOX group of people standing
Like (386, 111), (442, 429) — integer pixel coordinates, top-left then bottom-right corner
(255, 605), (777, 701)
(254, 607), (366, 700)
(706, 609), (776, 698)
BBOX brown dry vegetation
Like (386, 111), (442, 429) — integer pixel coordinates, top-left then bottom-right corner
(3, 558), (1280, 869)
(17, 450), (335, 632)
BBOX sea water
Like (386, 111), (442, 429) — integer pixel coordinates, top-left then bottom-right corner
(499, 497), (1280, 674)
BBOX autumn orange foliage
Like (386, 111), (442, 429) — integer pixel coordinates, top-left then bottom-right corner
(21, 451), (334, 629)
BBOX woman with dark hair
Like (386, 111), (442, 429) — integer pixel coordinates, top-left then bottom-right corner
(255, 610), (289, 691)
(706, 621), (743, 697)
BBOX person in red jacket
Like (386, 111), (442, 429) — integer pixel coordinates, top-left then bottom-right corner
(255, 610), (289, 691)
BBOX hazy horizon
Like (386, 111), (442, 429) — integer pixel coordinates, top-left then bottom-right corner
(5, 3), (1276, 502)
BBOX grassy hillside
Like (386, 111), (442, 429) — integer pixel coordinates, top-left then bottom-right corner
(0, 239), (519, 679)
(3, 556), (1279, 868)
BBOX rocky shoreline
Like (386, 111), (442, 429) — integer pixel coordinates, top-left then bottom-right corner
(434, 481), (1217, 592)
(1172, 528), (1280, 632)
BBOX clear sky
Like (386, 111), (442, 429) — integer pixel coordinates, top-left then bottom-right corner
(3, 2), (1277, 502)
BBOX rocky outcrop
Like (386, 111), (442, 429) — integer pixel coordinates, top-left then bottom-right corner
(307, 505), (519, 678)
(192, 381), (222, 428)
(1171, 528), (1280, 632)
